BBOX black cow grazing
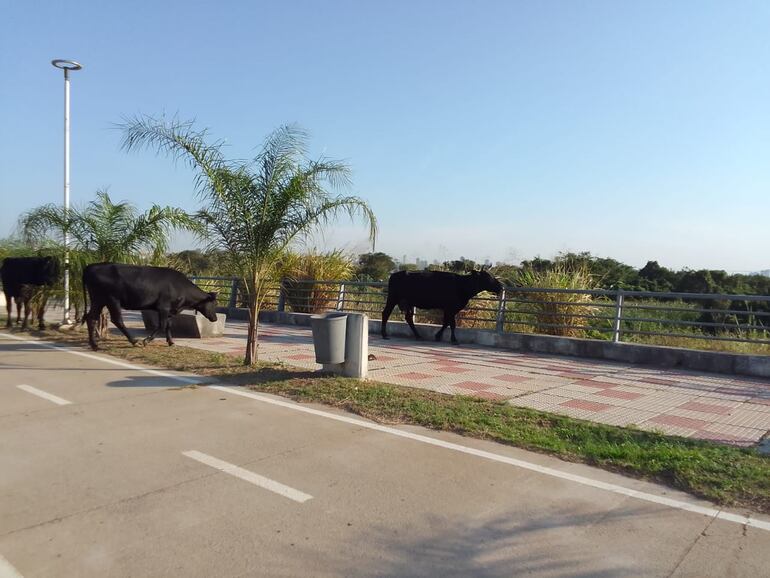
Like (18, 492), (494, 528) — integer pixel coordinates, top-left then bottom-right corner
(82, 263), (218, 351)
(381, 269), (503, 344)
(1, 256), (60, 329)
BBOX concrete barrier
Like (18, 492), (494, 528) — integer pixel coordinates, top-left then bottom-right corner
(142, 310), (226, 338)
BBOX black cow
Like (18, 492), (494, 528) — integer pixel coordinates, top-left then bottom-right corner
(1, 256), (60, 329)
(82, 263), (218, 351)
(381, 269), (503, 344)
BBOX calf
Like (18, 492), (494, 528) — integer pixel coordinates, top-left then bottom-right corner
(381, 269), (503, 344)
(1, 256), (60, 329)
(82, 263), (217, 351)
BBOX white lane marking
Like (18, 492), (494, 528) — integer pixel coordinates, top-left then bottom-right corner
(209, 385), (770, 533)
(16, 385), (72, 406)
(182, 450), (313, 503)
(3, 332), (769, 532)
(0, 554), (24, 578)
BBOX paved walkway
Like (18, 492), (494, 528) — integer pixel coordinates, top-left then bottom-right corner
(162, 316), (770, 448)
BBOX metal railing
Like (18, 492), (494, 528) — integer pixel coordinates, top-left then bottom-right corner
(191, 277), (770, 350)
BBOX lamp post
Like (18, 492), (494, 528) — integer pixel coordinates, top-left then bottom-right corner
(51, 59), (82, 326)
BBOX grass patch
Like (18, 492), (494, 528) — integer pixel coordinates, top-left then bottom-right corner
(3, 323), (770, 514)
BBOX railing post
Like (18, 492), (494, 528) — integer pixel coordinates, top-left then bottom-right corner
(336, 283), (346, 311)
(496, 288), (507, 334)
(228, 278), (239, 310)
(277, 279), (287, 312)
(612, 289), (624, 343)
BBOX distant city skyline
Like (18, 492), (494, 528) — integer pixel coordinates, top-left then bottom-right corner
(3, 1), (770, 273)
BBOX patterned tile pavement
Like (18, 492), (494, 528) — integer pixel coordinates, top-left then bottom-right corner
(122, 314), (770, 448)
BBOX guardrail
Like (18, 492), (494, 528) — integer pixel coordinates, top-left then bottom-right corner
(191, 276), (770, 351)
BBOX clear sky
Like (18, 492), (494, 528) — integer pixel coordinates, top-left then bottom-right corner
(2, 1), (769, 271)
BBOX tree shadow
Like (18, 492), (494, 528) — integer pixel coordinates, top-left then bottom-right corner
(279, 506), (650, 577)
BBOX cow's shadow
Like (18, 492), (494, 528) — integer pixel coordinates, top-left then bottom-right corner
(105, 366), (319, 388)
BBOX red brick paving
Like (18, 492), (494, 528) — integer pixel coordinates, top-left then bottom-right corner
(595, 389), (644, 401)
(677, 401), (735, 415)
(560, 399), (613, 412)
(648, 414), (709, 430)
(455, 381), (497, 391)
(159, 314), (770, 447)
(433, 365), (472, 374)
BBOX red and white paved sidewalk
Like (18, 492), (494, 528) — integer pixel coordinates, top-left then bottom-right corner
(169, 317), (770, 448)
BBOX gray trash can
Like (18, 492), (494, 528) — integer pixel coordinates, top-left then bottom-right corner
(310, 312), (348, 364)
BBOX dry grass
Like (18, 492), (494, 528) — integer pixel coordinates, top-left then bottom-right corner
(510, 265), (599, 337)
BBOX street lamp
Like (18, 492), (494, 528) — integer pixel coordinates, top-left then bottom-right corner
(51, 59), (82, 326)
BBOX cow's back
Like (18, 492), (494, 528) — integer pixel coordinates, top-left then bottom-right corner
(84, 263), (202, 310)
(1, 257), (57, 297)
(387, 270), (461, 309)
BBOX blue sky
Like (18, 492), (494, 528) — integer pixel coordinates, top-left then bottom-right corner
(2, 1), (769, 271)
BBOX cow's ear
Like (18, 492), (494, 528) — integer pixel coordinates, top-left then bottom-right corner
(207, 292), (218, 301)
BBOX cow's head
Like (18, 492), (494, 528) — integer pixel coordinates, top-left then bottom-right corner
(195, 292), (218, 322)
(472, 269), (504, 295)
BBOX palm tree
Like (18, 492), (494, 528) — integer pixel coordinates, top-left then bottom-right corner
(120, 115), (377, 364)
(20, 189), (201, 325)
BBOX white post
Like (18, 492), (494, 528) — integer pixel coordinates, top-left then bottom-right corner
(63, 68), (71, 324)
(612, 290), (624, 343)
(52, 59), (82, 326)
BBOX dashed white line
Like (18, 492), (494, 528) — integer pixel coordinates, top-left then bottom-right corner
(182, 450), (313, 503)
(0, 554), (24, 578)
(16, 384), (72, 406)
(3, 332), (770, 532)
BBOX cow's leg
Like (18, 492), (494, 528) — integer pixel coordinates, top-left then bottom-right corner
(381, 296), (397, 339)
(21, 298), (31, 330)
(4, 294), (11, 328)
(449, 313), (459, 345)
(105, 301), (139, 346)
(143, 309), (168, 345)
(36, 293), (48, 330)
(435, 310), (451, 342)
(86, 303), (102, 350)
(14, 297), (22, 326)
(404, 306), (421, 339)
(165, 315), (175, 346)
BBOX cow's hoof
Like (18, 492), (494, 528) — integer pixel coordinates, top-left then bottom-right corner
(381, 335), (389, 340)
(451, 341), (460, 346)
(166, 342), (175, 347)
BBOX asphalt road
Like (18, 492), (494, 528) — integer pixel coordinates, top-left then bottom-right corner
(1, 333), (769, 577)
